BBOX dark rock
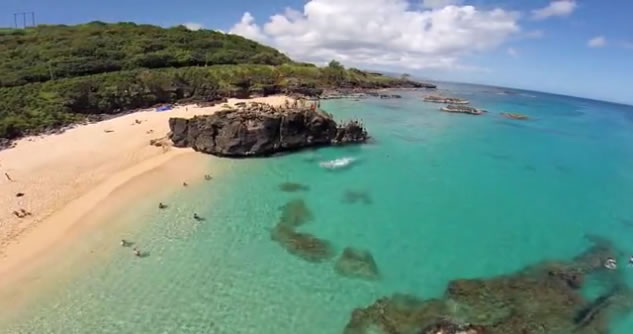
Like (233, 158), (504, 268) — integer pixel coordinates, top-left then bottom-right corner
(343, 241), (633, 334)
(169, 104), (368, 157)
(0, 138), (14, 151)
(335, 247), (380, 281)
(270, 224), (334, 263)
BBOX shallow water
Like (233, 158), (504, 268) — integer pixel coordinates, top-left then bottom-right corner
(3, 84), (633, 333)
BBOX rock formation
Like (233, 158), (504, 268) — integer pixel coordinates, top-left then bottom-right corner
(441, 105), (484, 115)
(343, 238), (633, 334)
(501, 112), (530, 120)
(169, 103), (368, 157)
(423, 96), (470, 104)
(335, 247), (381, 281)
(270, 224), (335, 263)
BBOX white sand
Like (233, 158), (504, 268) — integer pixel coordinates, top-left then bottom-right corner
(0, 95), (291, 276)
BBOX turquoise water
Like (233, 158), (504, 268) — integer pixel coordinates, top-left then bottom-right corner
(4, 84), (633, 333)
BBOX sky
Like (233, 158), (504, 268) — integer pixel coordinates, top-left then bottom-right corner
(2, 0), (632, 105)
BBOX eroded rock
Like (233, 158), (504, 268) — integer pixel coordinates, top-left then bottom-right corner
(169, 103), (368, 157)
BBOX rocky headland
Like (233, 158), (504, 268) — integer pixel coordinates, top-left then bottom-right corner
(169, 102), (369, 157)
(343, 237), (633, 334)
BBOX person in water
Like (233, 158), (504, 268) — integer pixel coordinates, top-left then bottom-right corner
(605, 257), (617, 270)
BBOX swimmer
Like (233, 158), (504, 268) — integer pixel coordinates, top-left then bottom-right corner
(605, 258), (617, 270)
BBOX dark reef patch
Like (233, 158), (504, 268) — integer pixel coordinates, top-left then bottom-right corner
(343, 190), (373, 205)
(279, 182), (310, 192)
(343, 237), (633, 334)
(278, 199), (313, 228)
(335, 247), (381, 281)
(270, 224), (335, 263)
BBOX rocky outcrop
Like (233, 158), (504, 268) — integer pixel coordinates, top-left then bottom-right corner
(343, 238), (633, 334)
(335, 247), (381, 281)
(424, 96), (469, 104)
(441, 105), (485, 115)
(169, 103), (368, 157)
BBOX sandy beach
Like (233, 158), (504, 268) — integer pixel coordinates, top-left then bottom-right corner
(0, 95), (291, 279)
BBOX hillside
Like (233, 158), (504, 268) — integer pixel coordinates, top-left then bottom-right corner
(0, 22), (291, 87)
(0, 23), (429, 144)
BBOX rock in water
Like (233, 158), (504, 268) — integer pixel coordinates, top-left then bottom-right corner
(335, 247), (380, 281)
(169, 104), (368, 157)
(270, 224), (335, 263)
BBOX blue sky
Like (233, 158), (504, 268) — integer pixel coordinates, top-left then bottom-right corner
(1, 0), (632, 105)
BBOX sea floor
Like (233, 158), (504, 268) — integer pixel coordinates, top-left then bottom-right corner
(3, 84), (633, 333)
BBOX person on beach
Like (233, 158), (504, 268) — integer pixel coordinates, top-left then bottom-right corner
(183, 182), (188, 187)
(158, 202), (167, 209)
(204, 174), (212, 181)
(133, 248), (141, 257)
(193, 213), (204, 221)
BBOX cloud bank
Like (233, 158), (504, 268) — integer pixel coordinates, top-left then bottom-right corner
(230, 0), (520, 70)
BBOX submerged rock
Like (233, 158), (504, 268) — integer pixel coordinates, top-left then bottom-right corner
(343, 238), (633, 334)
(343, 190), (373, 205)
(270, 224), (335, 263)
(335, 247), (380, 281)
(501, 112), (530, 120)
(279, 199), (313, 228)
(169, 103), (368, 157)
(279, 182), (310, 192)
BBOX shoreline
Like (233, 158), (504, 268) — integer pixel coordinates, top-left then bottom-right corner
(0, 95), (292, 318)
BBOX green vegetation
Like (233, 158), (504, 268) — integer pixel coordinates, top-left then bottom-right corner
(0, 22), (291, 87)
(0, 22), (420, 141)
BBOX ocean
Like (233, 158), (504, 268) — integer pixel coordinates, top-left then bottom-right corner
(3, 83), (633, 333)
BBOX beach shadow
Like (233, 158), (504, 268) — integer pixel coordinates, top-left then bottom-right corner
(343, 190), (373, 205)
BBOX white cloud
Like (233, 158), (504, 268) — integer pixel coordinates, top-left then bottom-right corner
(587, 36), (606, 48)
(507, 48), (518, 57)
(422, 0), (464, 9)
(532, 1), (576, 20)
(230, 0), (520, 70)
(183, 22), (203, 31)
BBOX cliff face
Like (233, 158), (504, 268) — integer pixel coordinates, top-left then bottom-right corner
(169, 104), (368, 157)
